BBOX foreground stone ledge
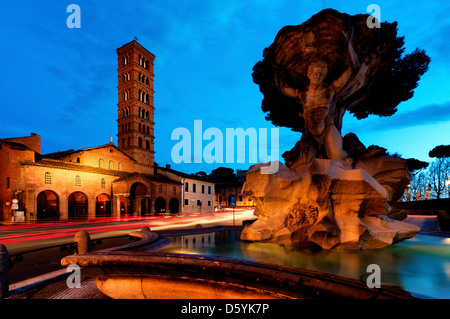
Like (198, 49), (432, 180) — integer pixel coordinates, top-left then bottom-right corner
(61, 250), (415, 299)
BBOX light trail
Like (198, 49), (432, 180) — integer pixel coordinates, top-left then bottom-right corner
(0, 209), (256, 248)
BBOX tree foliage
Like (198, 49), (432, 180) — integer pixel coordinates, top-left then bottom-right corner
(252, 9), (430, 132)
(429, 144), (450, 158)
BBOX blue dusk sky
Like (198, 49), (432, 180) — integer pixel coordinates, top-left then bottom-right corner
(1, 0), (449, 175)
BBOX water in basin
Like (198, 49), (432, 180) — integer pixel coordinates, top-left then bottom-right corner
(155, 229), (450, 299)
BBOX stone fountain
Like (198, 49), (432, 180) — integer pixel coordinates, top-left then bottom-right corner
(240, 9), (427, 248)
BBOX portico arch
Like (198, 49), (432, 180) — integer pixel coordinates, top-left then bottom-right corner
(37, 190), (60, 221)
(96, 193), (111, 217)
(68, 191), (88, 220)
(169, 198), (179, 214)
(155, 197), (165, 214)
(129, 182), (149, 216)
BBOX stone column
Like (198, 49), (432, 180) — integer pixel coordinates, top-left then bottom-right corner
(88, 196), (96, 219)
(112, 195), (121, 218)
(59, 192), (69, 221)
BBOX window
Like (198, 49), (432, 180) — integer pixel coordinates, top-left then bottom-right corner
(138, 138), (142, 148)
(75, 175), (81, 186)
(201, 185), (205, 194)
(6, 152), (9, 165)
(192, 183), (197, 193)
(172, 187), (176, 195)
(239, 195), (243, 202)
(197, 200), (202, 206)
(101, 178), (106, 188)
(6, 177), (10, 189)
(185, 182), (189, 192)
(208, 185), (212, 195)
(45, 172), (52, 184)
(99, 159), (104, 168)
(76, 157), (80, 163)
(184, 199), (189, 206)
(146, 140), (150, 150)
(123, 89), (130, 102)
(207, 200), (211, 207)
(158, 185), (162, 193)
(118, 162), (123, 171)
(109, 160), (113, 170)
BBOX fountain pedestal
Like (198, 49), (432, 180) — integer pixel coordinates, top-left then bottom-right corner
(241, 159), (419, 249)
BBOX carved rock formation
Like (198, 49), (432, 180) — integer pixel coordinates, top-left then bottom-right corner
(241, 160), (419, 249)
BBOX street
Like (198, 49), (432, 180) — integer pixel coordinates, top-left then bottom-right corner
(0, 208), (255, 284)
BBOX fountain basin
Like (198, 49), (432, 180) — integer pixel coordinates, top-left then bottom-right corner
(61, 227), (416, 299)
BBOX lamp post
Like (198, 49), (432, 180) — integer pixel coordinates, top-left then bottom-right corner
(406, 184), (411, 201)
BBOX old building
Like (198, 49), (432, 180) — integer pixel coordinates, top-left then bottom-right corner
(157, 165), (215, 213)
(0, 40), (183, 222)
(214, 169), (254, 208)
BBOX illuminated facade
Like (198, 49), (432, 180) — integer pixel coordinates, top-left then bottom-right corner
(0, 41), (185, 222)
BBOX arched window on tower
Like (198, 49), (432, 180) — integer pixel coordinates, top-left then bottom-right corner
(145, 111), (149, 120)
(138, 138), (142, 148)
(109, 160), (113, 170)
(145, 94), (149, 104)
(146, 140), (150, 150)
(99, 158), (104, 168)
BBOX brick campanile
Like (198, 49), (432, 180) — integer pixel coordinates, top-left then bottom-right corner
(116, 40), (155, 174)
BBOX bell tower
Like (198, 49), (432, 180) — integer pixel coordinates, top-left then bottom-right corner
(116, 40), (155, 174)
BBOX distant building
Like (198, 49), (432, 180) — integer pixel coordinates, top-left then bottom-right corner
(214, 169), (254, 208)
(157, 165), (215, 213)
(0, 41), (184, 222)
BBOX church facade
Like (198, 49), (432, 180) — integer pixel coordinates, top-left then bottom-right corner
(0, 40), (198, 222)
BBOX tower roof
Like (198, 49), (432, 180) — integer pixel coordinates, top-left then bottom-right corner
(117, 39), (155, 58)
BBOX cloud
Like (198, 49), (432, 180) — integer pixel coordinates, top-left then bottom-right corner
(344, 101), (450, 134)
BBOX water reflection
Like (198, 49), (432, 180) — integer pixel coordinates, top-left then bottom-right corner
(156, 230), (450, 299)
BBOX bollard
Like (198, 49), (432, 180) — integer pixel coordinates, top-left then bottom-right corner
(74, 231), (91, 254)
(0, 244), (9, 299)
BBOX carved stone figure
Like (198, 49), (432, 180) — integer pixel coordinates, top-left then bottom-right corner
(242, 9), (430, 248)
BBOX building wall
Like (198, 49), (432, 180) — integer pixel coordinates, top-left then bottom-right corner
(56, 144), (136, 173)
(156, 167), (215, 214)
(183, 178), (215, 213)
(21, 163), (119, 221)
(0, 144), (35, 221)
(215, 183), (254, 208)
